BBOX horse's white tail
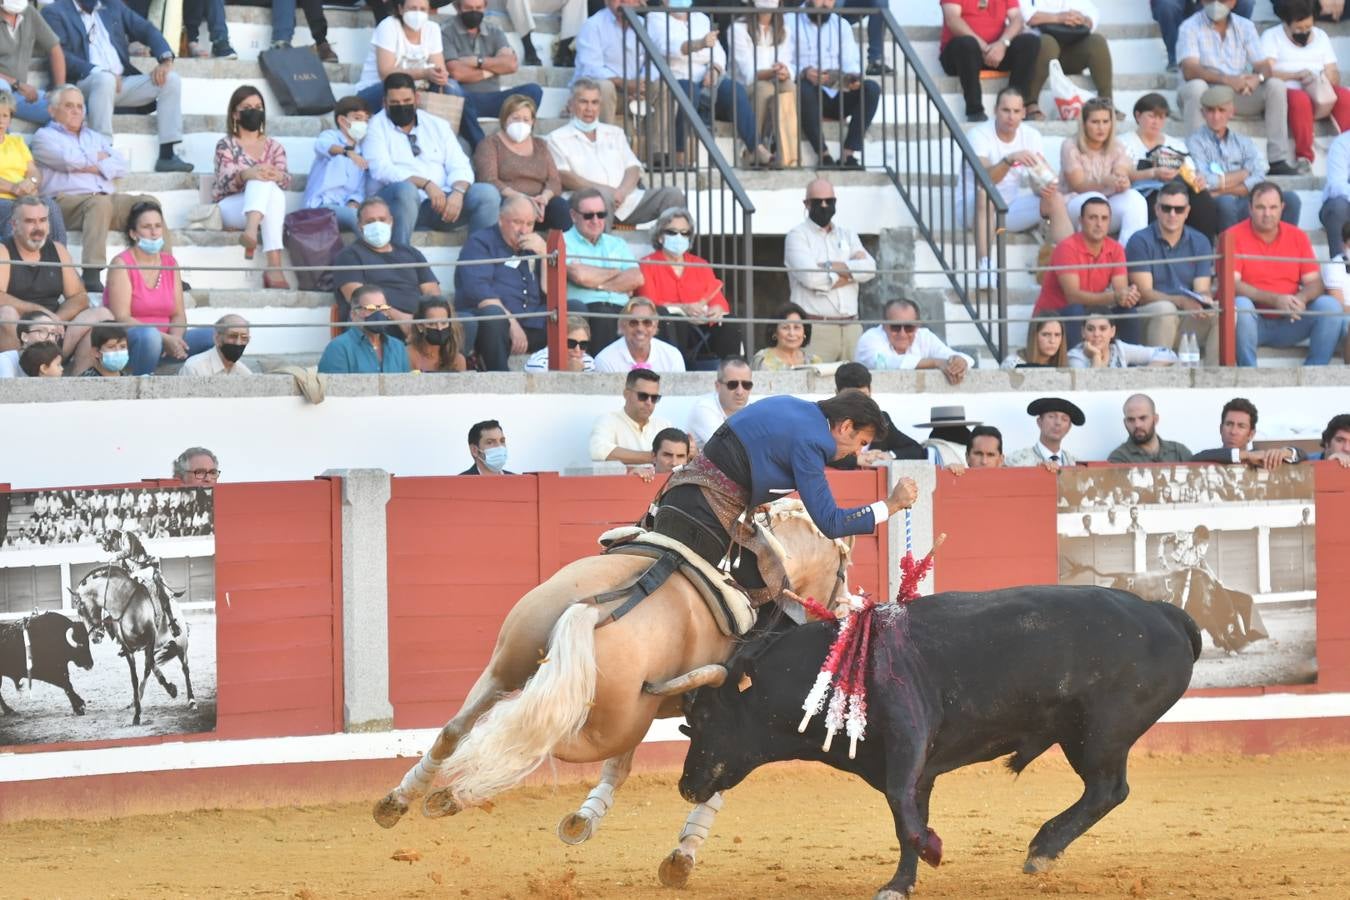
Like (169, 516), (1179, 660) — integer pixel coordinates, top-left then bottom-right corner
(438, 603), (601, 808)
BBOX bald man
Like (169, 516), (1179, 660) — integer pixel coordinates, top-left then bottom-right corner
(783, 177), (876, 362)
(1107, 393), (1191, 463)
(178, 314), (253, 376)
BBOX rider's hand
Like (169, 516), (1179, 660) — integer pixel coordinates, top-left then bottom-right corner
(885, 476), (918, 515)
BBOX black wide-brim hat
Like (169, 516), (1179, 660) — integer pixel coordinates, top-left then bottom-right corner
(1027, 397), (1085, 427)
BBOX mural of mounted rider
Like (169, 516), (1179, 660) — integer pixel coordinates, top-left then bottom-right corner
(0, 486), (217, 746)
(1057, 464), (1317, 690)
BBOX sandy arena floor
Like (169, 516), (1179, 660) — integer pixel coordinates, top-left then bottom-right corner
(3, 751), (1348, 899)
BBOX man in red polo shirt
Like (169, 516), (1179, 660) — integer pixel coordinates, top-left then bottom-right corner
(939, 0), (1042, 123)
(1032, 196), (1141, 347)
(1230, 182), (1346, 367)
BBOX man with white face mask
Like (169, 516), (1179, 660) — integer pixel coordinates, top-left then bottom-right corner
(1151, 0), (1252, 72)
(442, 0), (543, 151)
(462, 420), (515, 475)
(0, 0), (65, 124)
(332, 196), (440, 340)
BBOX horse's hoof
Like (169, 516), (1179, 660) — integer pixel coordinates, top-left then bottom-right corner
(658, 850), (694, 889)
(557, 812), (595, 845)
(165, 683), (178, 699)
(1023, 854), (1057, 874)
(422, 789), (462, 819)
(372, 793), (409, 829)
(188, 700), (198, 710)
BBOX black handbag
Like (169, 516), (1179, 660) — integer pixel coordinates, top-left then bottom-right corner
(1039, 23), (1091, 46)
(259, 46), (336, 116)
(283, 209), (343, 292)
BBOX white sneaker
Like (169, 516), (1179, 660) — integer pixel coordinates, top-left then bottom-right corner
(975, 258), (994, 291)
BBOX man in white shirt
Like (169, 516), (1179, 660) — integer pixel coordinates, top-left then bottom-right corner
(783, 177), (876, 362)
(792, 0), (879, 168)
(967, 86), (1072, 290)
(571, 0), (647, 124)
(589, 369), (675, 463)
(178, 314), (252, 377)
(593, 297), (686, 373)
(686, 356), (753, 445)
(547, 78), (684, 225)
(364, 72), (500, 246)
(1006, 396), (1085, 470)
(854, 298), (973, 382)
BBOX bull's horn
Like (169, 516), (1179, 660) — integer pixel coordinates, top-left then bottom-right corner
(643, 665), (728, 697)
(66, 626), (80, 649)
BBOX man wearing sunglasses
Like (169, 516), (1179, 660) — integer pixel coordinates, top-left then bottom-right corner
(686, 356), (753, 446)
(317, 285), (411, 374)
(564, 188), (644, 351)
(593, 297), (686, 373)
(589, 369), (675, 464)
(1125, 181), (1216, 354)
(853, 298), (973, 383)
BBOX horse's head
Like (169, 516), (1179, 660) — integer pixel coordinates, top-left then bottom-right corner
(757, 499), (853, 609)
(67, 581), (104, 644)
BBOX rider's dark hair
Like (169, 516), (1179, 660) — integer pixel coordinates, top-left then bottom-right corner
(817, 391), (888, 440)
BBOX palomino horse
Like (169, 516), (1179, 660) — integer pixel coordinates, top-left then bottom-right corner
(373, 499), (852, 877)
(68, 565), (196, 725)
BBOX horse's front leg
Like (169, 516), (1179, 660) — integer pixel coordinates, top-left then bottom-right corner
(558, 748), (635, 844)
(658, 792), (724, 888)
(124, 650), (142, 726)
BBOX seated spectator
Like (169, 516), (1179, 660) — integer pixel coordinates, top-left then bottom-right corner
(938, 0), (1042, 123)
(652, 427), (692, 473)
(1313, 413), (1350, 462)
(594, 297), (686, 373)
(270, 0), (338, 62)
(365, 73), (499, 247)
(572, 0), (648, 124)
(1176, 1), (1299, 176)
(637, 206), (741, 367)
(0, 196), (108, 373)
(967, 87), (1072, 290)
(1191, 396), (1304, 468)
(1322, 131), (1350, 257)
(0, 309), (62, 377)
(105, 201), (212, 376)
(1107, 393), (1193, 463)
(915, 405), (981, 467)
(0, 0), (62, 125)
(498, 0), (587, 68)
(78, 323), (128, 377)
(830, 361), (926, 465)
(353, 0), (456, 111)
(1230, 182), (1346, 366)
(1001, 316), (1067, 368)
(547, 79), (686, 226)
(524, 316), (595, 372)
(214, 87), (292, 291)
(686, 356), (753, 446)
(333, 197), (440, 336)
(965, 425), (1005, 468)
(174, 447), (221, 486)
(791, 0), (879, 167)
(784, 177), (875, 362)
(0, 94), (66, 244)
(1123, 92), (1219, 241)
(564, 188), (644, 350)
(182, 0), (238, 60)
(472, 94), (569, 232)
(1060, 98), (1148, 248)
(32, 85), (170, 293)
(178, 315), (252, 377)
(1032, 196), (1140, 347)
(42, 0), (191, 173)
(1069, 314), (1178, 368)
(732, 0), (796, 166)
(1261, 0), (1350, 169)
(443, 0), (544, 151)
(17, 339), (61, 377)
(1006, 396), (1085, 468)
(1319, 221), (1350, 362)
(647, 1), (765, 166)
(588, 369), (674, 463)
(304, 96), (371, 234)
(1187, 84), (1302, 234)
(461, 419), (512, 474)
(406, 296), (467, 372)
(1152, 0), (1253, 71)
(1125, 182), (1216, 352)
(317, 285), (412, 374)
(753, 302), (821, 370)
(854, 298), (973, 382)
(1025, 0), (1120, 113)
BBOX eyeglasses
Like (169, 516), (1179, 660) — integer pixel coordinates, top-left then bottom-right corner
(886, 323), (919, 333)
(576, 210), (606, 220)
(1158, 204), (1188, 215)
(720, 379), (753, 390)
(632, 391), (661, 403)
(807, 198), (837, 207)
(403, 128), (422, 156)
(626, 318), (656, 328)
(355, 303), (392, 313)
(567, 338), (590, 350)
(662, 228), (692, 237)
(190, 469), (221, 479)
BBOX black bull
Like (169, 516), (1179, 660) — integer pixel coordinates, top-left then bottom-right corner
(677, 586), (1201, 899)
(0, 612), (95, 716)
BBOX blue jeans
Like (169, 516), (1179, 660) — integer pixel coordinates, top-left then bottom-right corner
(1151, 0), (1253, 66)
(0, 82), (49, 125)
(674, 78), (757, 153)
(1215, 191), (1301, 233)
(843, 0), (885, 64)
(126, 326), (215, 376)
(377, 180), (500, 247)
(460, 85), (545, 151)
(271, 0), (329, 44)
(183, 0), (230, 48)
(1234, 295), (1346, 367)
(0, 197), (66, 244)
(317, 202), (360, 233)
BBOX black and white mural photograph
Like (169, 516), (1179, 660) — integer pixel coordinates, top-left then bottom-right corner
(0, 487), (217, 746)
(1057, 465), (1317, 689)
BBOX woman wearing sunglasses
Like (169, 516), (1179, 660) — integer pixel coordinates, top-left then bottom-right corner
(637, 207), (742, 368)
(524, 317), (596, 372)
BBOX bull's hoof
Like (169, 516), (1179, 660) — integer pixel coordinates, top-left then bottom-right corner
(422, 788), (462, 819)
(557, 812), (595, 845)
(1023, 854), (1058, 874)
(658, 850), (694, 889)
(874, 888), (914, 899)
(372, 793), (409, 829)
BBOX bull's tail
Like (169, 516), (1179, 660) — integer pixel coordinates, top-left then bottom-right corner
(437, 603), (601, 808)
(1059, 559), (1116, 582)
(1155, 599), (1203, 662)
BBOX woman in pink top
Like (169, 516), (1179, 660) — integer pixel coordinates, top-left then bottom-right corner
(105, 201), (213, 375)
(1059, 97), (1148, 247)
(214, 86), (293, 289)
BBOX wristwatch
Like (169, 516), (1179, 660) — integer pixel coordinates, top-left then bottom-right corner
(476, 55), (484, 68)
(1002, 38), (1011, 48)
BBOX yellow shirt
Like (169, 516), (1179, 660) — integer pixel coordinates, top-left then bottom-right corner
(0, 134), (33, 200)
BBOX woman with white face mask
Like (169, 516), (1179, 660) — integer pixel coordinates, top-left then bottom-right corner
(471, 94), (571, 231)
(355, 0), (454, 109)
(731, 0), (797, 168)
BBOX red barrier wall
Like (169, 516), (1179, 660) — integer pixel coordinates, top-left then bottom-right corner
(385, 470), (889, 728)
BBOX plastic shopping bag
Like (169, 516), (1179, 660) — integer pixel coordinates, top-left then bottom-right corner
(1043, 59), (1095, 121)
